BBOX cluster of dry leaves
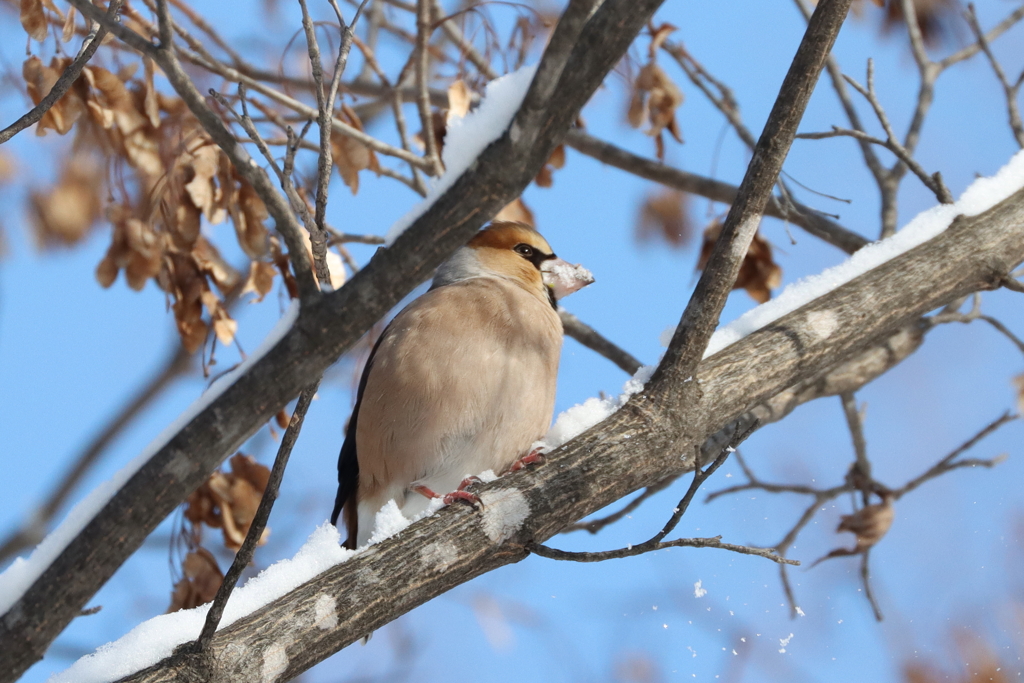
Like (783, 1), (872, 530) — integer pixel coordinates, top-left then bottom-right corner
(627, 23), (683, 162)
(16, 4), (373, 354)
(22, 49), (287, 352)
(637, 189), (783, 303)
(169, 453), (271, 612)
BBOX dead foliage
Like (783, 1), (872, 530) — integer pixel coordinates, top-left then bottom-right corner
(636, 189), (692, 248)
(184, 453), (272, 552)
(698, 220), (782, 303)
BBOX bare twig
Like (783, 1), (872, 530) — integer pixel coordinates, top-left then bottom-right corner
(558, 309), (643, 375)
(0, 0), (123, 145)
(798, 59), (954, 204)
(189, 379), (321, 652)
(326, 228), (386, 245)
(928, 294), (1024, 356)
(529, 422), (794, 564)
(432, 0), (499, 80)
(891, 412), (1016, 499)
(561, 479), (672, 534)
(1001, 276), (1024, 294)
(415, 0), (444, 176)
(964, 4), (1024, 148)
(798, 123), (952, 204)
(860, 550), (883, 621)
(351, 34), (427, 194)
(564, 130), (868, 255)
(840, 392), (871, 505)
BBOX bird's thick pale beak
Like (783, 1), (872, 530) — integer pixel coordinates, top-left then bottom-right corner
(541, 257), (594, 300)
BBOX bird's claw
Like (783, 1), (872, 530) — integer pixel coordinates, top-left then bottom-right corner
(510, 448), (545, 472)
(442, 490), (482, 509)
(412, 484), (482, 509)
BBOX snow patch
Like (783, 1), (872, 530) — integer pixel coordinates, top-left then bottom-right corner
(419, 540), (460, 572)
(313, 594), (338, 631)
(261, 644), (289, 682)
(479, 488), (530, 543)
(695, 148), (1024, 358)
(50, 522), (352, 683)
(365, 497), (445, 547)
(384, 65), (538, 245)
(694, 580), (707, 598)
(805, 309), (838, 341)
(1, 301), (301, 619)
(541, 365), (655, 449)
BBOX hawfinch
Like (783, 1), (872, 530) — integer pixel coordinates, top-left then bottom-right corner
(330, 221), (593, 548)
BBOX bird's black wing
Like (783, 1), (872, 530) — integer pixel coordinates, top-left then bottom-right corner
(331, 327), (390, 548)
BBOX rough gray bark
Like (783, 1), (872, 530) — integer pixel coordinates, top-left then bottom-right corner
(119, 186), (1024, 683)
(0, 0), (667, 678)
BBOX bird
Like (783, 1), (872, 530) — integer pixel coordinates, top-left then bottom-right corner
(330, 221), (593, 549)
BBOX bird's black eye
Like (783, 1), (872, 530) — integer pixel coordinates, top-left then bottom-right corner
(513, 243), (535, 258)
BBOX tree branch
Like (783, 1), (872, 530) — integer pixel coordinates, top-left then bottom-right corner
(114, 171), (1024, 683)
(0, 0), (123, 145)
(563, 129), (868, 255)
(0, 0), (671, 676)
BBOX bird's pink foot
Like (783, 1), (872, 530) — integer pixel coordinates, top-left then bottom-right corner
(510, 447), (546, 472)
(412, 483), (482, 509)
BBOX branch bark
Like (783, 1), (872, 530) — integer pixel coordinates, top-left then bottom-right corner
(0, 0), (668, 678)
(118, 181), (1024, 683)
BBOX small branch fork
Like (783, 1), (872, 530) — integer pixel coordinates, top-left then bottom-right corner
(706, 407), (1018, 620)
(797, 60), (954, 205)
(529, 421), (797, 565)
(792, 0), (1024, 236)
(928, 293), (1024, 357)
(964, 3), (1024, 149)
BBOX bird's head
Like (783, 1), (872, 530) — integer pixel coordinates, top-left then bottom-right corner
(433, 221), (594, 306)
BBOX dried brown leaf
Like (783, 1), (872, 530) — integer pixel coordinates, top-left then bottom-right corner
(838, 496), (894, 549)
(698, 220), (782, 303)
(61, 5), (76, 42)
(20, 0), (47, 41)
(193, 236), (241, 293)
(231, 181), (269, 259)
(637, 189), (691, 247)
(648, 22), (677, 59)
(448, 80), (471, 118)
(628, 62), (684, 159)
(30, 155), (104, 246)
(23, 56), (86, 135)
(494, 197), (534, 226)
(882, 0), (956, 45)
(241, 261), (276, 302)
(331, 105), (380, 195)
(534, 144), (566, 188)
(168, 548), (223, 612)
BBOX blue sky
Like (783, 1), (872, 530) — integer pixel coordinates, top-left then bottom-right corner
(2, 0), (1024, 681)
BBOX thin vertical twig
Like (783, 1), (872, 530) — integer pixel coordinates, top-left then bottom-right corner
(191, 379), (322, 651)
(415, 0), (444, 176)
